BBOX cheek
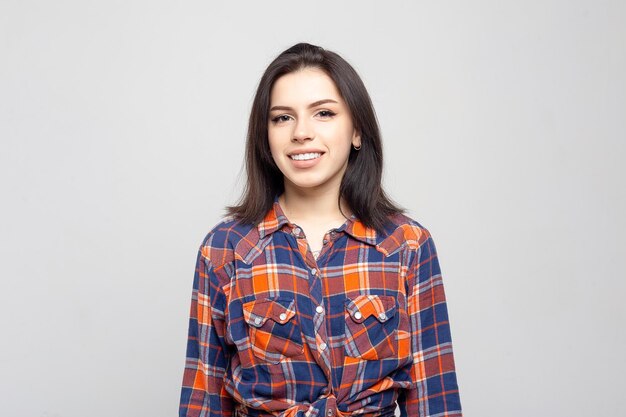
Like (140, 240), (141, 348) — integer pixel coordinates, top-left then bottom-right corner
(267, 133), (280, 157)
(322, 122), (355, 145)
(334, 127), (357, 154)
(267, 136), (288, 171)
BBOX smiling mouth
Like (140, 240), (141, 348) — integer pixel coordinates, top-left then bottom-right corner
(289, 152), (323, 161)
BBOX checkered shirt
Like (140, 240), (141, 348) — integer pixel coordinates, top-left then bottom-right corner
(180, 195), (462, 417)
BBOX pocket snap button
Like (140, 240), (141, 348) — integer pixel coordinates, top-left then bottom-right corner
(354, 311), (362, 320)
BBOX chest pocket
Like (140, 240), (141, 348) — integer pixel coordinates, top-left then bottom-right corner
(344, 294), (409, 361)
(242, 298), (304, 364)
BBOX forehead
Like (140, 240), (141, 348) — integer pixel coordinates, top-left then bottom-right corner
(270, 67), (343, 105)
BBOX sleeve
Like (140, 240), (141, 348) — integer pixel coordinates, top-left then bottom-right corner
(397, 233), (462, 417)
(179, 245), (234, 417)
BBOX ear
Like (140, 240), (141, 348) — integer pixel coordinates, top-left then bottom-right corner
(352, 130), (362, 148)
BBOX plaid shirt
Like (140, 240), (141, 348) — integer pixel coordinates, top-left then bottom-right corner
(180, 195), (462, 417)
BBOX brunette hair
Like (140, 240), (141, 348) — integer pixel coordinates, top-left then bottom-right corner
(225, 42), (404, 233)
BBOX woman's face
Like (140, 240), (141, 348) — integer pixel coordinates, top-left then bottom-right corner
(268, 67), (361, 194)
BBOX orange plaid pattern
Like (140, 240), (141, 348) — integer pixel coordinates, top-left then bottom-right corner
(179, 195), (461, 417)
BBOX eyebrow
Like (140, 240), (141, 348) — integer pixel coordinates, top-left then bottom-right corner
(270, 99), (339, 112)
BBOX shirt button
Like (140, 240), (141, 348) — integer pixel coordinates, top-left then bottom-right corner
(311, 268), (317, 276)
(319, 342), (327, 351)
(327, 409), (334, 416)
(320, 387), (329, 395)
(322, 239), (328, 245)
(315, 305), (324, 314)
(293, 227), (301, 236)
(330, 231), (337, 238)
(279, 313), (287, 321)
(378, 312), (387, 321)
(354, 311), (362, 320)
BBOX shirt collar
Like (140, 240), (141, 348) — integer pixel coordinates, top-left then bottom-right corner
(258, 194), (379, 247)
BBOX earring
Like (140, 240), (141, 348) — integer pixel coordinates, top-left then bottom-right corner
(353, 144), (361, 150)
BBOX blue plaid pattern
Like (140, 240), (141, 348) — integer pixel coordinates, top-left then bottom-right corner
(180, 195), (462, 416)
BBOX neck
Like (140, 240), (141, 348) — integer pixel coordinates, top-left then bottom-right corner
(279, 182), (351, 225)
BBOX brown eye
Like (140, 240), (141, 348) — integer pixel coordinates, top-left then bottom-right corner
(271, 115), (292, 124)
(317, 110), (336, 118)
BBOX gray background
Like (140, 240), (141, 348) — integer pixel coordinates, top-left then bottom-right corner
(1, 1), (624, 416)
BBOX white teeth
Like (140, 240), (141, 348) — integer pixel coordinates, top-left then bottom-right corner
(290, 152), (322, 161)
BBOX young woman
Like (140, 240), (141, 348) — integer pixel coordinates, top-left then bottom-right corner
(179, 43), (462, 417)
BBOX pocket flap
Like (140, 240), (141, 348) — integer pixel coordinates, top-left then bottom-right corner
(345, 294), (396, 324)
(242, 298), (297, 328)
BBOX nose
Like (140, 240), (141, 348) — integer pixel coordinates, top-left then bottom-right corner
(292, 117), (313, 143)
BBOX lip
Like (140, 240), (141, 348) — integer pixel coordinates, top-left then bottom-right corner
(287, 148), (326, 156)
(288, 151), (324, 169)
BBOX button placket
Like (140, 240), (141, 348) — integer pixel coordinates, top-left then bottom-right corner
(303, 251), (332, 379)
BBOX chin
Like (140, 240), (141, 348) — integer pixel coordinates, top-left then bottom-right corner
(291, 180), (325, 189)
(285, 175), (328, 190)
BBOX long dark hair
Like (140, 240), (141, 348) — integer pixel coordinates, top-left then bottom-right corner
(225, 42), (404, 233)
